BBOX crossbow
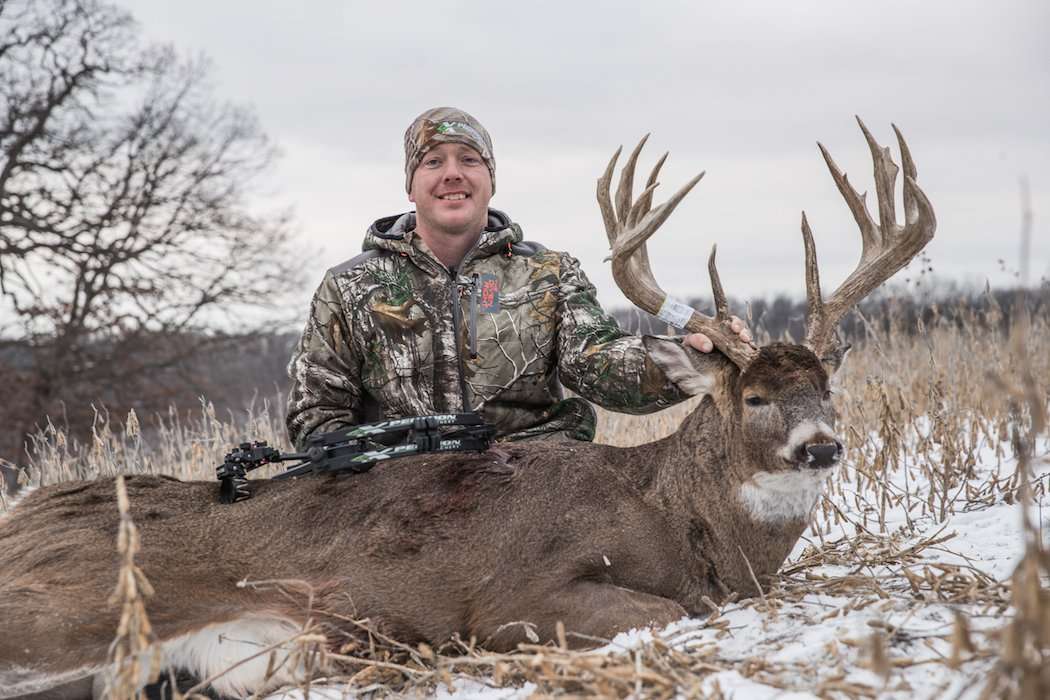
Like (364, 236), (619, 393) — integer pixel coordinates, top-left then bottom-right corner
(215, 413), (495, 504)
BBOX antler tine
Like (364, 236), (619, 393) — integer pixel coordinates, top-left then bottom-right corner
(679, 244), (756, 368)
(893, 123), (916, 180)
(598, 142), (659, 289)
(800, 212), (823, 326)
(628, 181), (662, 228)
(708, 245), (730, 322)
(857, 116), (899, 236)
(615, 134), (650, 226)
(893, 123), (936, 231)
(597, 136), (758, 370)
(618, 151), (680, 315)
(817, 141), (880, 260)
(803, 121), (936, 357)
(628, 151), (668, 229)
(597, 145), (623, 248)
(620, 152), (671, 285)
(612, 171), (705, 260)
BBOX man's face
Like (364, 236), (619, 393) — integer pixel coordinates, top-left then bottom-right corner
(409, 142), (493, 239)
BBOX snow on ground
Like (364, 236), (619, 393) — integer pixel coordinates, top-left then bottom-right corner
(266, 438), (1049, 699)
(634, 447), (1046, 699)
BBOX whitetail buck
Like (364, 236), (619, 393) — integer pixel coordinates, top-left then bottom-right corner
(0, 118), (934, 698)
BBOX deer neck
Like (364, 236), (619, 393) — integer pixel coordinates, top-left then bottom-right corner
(633, 397), (817, 597)
(720, 424), (822, 593)
(638, 395), (730, 512)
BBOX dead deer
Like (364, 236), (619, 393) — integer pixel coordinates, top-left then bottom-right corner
(0, 118), (934, 698)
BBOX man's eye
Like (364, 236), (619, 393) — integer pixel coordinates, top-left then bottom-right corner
(423, 158), (441, 168)
(462, 157), (480, 165)
(745, 396), (766, 407)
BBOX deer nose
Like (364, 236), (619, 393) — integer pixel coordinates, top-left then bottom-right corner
(805, 442), (841, 468)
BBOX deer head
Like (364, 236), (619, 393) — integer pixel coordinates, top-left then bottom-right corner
(598, 117), (935, 521)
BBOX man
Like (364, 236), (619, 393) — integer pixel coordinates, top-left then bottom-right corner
(286, 107), (749, 448)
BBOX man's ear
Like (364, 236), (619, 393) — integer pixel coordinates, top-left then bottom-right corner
(820, 343), (852, 379)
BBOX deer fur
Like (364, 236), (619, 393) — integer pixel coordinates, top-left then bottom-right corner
(0, 344), (843, 698)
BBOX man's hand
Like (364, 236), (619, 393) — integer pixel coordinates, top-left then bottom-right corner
(683, 316), (751, 353)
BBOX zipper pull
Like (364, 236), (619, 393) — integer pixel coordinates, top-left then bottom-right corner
(468, 273), (479, 359)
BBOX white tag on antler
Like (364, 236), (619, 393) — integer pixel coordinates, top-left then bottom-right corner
(656, 296), (693, 329)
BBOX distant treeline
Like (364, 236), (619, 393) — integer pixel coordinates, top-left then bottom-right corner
(2, 285), (1046, 464)
(610, 285), (1049, 344)
(0, 332), (299, 464)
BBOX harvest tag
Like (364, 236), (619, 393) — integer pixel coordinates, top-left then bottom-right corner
(656, 296), (692, 329)
(478, 274), (500, 313)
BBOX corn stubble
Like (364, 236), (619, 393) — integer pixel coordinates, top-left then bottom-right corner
(9, 299), (1049, 698)
(105, 475), (161, 699)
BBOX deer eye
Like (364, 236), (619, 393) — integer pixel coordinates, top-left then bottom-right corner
(745, 396), (766, 407)
(823, 390), (832, 401)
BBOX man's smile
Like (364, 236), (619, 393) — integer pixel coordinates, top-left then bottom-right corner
(438, 192), (469, 201)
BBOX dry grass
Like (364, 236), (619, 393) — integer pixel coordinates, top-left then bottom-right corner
(22, 396), (289, 485)
(7, 298), (1050, 698)
(105, 475), (162, 699)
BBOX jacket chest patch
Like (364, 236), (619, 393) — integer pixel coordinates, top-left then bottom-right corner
(477, 274), (500, 313)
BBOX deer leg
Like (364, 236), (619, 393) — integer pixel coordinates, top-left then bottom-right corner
(482, 581), (688, 651)
(0, 608), (307, 699)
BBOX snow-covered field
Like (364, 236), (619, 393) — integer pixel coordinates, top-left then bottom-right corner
(596, 453), (1047, 699)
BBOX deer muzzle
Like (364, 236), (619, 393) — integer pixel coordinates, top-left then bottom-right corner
(804, 442), (842, 469)
(781, 421), (843, 470)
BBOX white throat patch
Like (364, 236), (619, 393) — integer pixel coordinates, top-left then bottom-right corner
(738, 468), (833, 524)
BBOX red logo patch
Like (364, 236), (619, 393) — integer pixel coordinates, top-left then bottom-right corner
(478, 274), (500, 313)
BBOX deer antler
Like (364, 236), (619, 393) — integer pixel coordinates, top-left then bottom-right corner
(597, 135), (759, 369)
(802, 118), (936, 359)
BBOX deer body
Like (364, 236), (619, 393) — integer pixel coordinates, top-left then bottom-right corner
(0, 120), (934, 698)
(0, 349), (837, 697)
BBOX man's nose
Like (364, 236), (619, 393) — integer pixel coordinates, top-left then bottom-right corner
(441, 160), (463, 180)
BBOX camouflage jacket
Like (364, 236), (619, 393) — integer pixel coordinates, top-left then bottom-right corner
(286, 210), (706, 448)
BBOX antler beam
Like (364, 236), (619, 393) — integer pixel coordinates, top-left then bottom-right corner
(597, 136), (759, 369)
(802, 118), (937, 358)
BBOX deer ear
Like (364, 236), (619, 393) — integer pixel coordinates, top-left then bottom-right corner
(644, 336), (723, 398)
(820, 343), (852, 379)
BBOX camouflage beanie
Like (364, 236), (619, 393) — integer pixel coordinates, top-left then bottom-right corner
(404, 107), (496, 194)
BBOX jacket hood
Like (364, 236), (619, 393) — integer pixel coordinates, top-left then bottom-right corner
(362, 209), (522, 263)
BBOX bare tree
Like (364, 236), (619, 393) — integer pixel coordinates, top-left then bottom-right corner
(0, 0), (302, 460)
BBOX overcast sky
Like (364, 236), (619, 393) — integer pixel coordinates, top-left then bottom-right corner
(126, 0), (1048, 313)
